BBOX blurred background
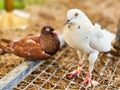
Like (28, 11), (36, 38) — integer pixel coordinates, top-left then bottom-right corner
(0, 0), (120, 89)
(0, 0), (120, 32)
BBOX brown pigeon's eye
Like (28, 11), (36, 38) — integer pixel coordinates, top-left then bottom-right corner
(46, 28), (50, 32)
(75, 13), (79, 17)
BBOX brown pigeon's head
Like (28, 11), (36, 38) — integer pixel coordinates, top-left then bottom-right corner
(41, 25), (55, 34)
(40, 25), (60, 56)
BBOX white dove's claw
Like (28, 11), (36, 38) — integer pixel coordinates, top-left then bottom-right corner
(68, 64), (83, 79)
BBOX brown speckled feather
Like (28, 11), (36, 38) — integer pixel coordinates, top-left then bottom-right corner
(11, 35), (51, 60)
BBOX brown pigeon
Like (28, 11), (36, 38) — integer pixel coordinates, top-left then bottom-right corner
(0, 25), (60, 60)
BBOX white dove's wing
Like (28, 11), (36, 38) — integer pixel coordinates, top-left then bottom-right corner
(89, 24), (115, 52)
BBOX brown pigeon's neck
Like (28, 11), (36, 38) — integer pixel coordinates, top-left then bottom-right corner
(40, 33), (60, 55)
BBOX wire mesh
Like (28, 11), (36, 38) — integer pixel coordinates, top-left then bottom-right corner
(13, 46), (120, 90)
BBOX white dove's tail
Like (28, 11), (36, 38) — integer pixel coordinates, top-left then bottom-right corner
(94, 23), (116, 43)
(92, 23), (116, 52)
(102, 29), (116, 43)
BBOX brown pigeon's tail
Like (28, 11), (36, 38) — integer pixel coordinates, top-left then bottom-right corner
(0, 44), (7, 55)
(0, 38), (12, 44)
(0, 38), (13, 55)
(0, 48), (7, 55)
(0, 44), (12, 55)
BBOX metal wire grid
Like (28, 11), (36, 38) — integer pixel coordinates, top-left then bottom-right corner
(13, 46), (120, 90)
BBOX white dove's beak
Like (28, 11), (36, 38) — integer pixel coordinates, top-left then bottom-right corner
(64, 20), (70, 25)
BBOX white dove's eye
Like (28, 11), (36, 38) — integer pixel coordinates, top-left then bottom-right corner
(75, 12), (79, 17)
(78, 26), (80, 29)
(46, 28), (50, 32)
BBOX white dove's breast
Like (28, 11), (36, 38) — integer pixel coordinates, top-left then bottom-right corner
(63, 28), (90, 51)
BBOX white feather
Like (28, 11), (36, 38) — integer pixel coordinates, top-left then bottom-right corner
(90, 23), (115, 52)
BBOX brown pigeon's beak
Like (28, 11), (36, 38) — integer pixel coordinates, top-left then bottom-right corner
(64, 20), (70, 25)
(53, 30), (56, 34)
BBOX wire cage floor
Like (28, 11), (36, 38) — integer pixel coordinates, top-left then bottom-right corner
(12, 46), (120, 90)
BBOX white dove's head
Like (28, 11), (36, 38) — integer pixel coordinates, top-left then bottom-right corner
(65, 9), (93, 30)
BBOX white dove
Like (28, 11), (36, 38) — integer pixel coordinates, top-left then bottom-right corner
(63, 9), (115, 89)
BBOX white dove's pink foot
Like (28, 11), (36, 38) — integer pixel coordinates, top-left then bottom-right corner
(83, 72), (99, 90)
(83, 73), (92, 90)
(68, 64), (83, 79)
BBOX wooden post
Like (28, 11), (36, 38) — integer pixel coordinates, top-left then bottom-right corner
(4, 0), (14, 12)
(111, 17), (120, 56)
(115, 18), (120, 49)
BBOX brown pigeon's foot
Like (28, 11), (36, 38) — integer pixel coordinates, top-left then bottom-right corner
(83, 72), (99, 90)
(68, 64), (83, 79)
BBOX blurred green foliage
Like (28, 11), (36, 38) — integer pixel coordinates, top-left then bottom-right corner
(0, 0), (47, 11)
(24, 0), (47, 5)
(0, 0), (4, 10)
(14, 0), (25, 9)
(0, 0), (25, 10)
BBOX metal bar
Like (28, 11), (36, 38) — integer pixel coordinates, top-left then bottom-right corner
(0, 60), (42, 90)
(0, 34), (65, 90)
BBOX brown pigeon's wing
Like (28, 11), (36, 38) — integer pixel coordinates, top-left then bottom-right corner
(11, 36), (51, 60)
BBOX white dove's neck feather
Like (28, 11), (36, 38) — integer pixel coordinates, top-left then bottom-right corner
(79, 15), (93, 29)
(68, 21), (93, 32)
(68, 9), (93, 29)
